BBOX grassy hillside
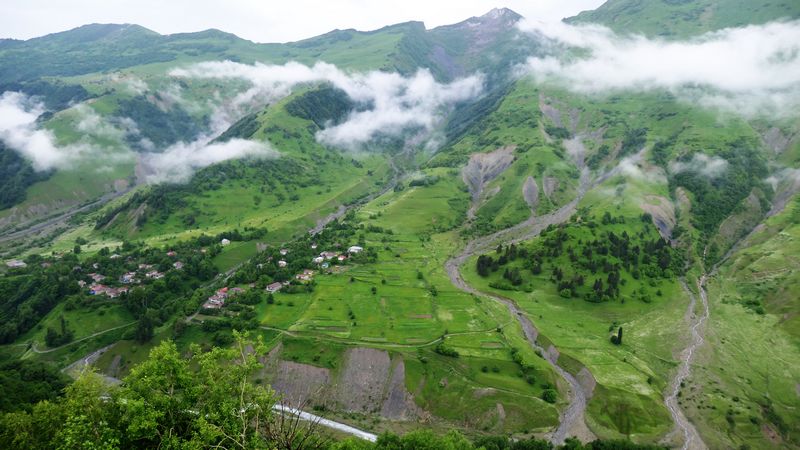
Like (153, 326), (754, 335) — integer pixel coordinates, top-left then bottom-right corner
(568, 0), (800, 38)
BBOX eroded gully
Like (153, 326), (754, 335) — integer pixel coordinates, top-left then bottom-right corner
(444, 136), (642, 443)
(663, 277), (709, 450)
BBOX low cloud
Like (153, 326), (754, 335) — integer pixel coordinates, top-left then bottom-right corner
(669, 153), (728, 178)
(615, 153), (666, 184)
(0, 93), (145, 171)
(170, 61), (484, 148)
(141, 138), (278, 184)
(518, 19), (800, 118)
(110, 73), (149, 96)
(0, 91), (76, 170)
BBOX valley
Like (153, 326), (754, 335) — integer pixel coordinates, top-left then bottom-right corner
(0, 1), (799, 449)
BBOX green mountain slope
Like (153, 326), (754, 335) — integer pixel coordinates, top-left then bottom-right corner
(1, 3), (799, 449)
(568, 0), (800, 37)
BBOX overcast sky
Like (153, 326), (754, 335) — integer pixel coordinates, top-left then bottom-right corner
(0, 0), (605, 43)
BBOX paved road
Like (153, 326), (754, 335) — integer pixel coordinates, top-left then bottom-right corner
(273, 404), (378, 442)
(0, 188), (131, 244)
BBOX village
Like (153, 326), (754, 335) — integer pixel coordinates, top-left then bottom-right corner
(202, 242), (363, 310)
(75, 251), (183, 299)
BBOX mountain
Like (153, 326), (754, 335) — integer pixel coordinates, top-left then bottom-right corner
(0, 3), (799, 450)
(567, 0), (800, 37)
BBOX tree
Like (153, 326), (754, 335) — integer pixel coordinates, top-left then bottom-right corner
(611, 327), (623, 345)
(541, 389), (557, 404)
(134, 313), (154, 343)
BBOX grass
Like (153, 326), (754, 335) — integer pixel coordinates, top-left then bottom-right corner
(213, 240), (259, 272)
(677, 196), (800, 449)
(14, 301), (135, 348)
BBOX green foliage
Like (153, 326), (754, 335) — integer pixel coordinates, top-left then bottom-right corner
(619, 128), (647, 157)
(0, 253), (82, 344)
(0, 360), (70, 413)
(213, 111), (261, 142)
(116, 95), (205, 149)
(545, 125), (570, 139)
(44, 315), (74, 347)
(0, 335), (281, 449)
(669, 142), (768, 235)
(0, 142), (51, 210)
(0, 79), (91, 110)
(285, 85), (355, 128)
(567, 0), (800, 38)
(433, 342), (459, 358)
(478, 219), (683, 303)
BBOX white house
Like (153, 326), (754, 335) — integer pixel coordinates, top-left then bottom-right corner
(278, 260), (287, 268)
(221, 238), (231, 246)
(348, 246), (364, 254)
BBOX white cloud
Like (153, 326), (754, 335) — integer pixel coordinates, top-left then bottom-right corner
(170, 60), (484, 149)
(518, 20), (800, 118)
(669, 153), (729, 178)
(110, 73), (148, 96)
(141, 137), (278, 183)
(0, 91), (72, 170)
(74, 104), (127, 140)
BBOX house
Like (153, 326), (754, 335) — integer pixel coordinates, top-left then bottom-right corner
(320, 251), (338, 260)
(312, 256), (324, 264)
(203, 296), (225, 309)
(110, 254), (121, 259)
(221, 238), (231, 246)
(120, 272), (137, 284)
(88, 284), (127, 298)
(278, 260), (287, 268)
(88, 273), (106, 283)
(295, 269), (315, 282)
(348, 246), (364, 254)
(266, 282), (283, 293)
(311, 243), (318, 250)
(78, 280), (87, 288)
(337, 255), (347, 262)
(108, 287), (129, 298)
(204, 287), (230, 309)
(167, 251), (177, 257)
(138, 263), (154, 270)
(88, 283), (106, 295)
(173, 261), (184, 270)
(146, 270), (164, 280)
(230, 287), (245, 295)
(5, 259), (26, 268)
(280, 248), (289, 256)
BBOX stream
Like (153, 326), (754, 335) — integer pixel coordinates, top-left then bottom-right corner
(442, 136), (624, 443)
(663, 277), (710, 450)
